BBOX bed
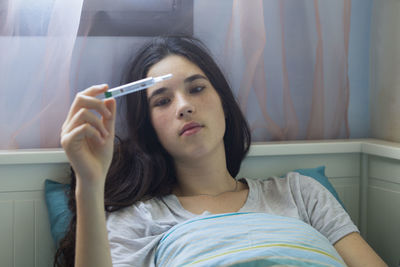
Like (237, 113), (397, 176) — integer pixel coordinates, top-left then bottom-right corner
(0, 138), (399, 266)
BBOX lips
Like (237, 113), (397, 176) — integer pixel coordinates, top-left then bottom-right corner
(179, 122), (203, 136)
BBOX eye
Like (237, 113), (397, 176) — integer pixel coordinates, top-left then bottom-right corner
(190, 86), (205, 94)
(154, 97), (171, 107)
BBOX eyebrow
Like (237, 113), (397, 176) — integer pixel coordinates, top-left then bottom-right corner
(148, 87), (168, 102)
(184, 74), (208, 84)
(148, 74), (208, 102)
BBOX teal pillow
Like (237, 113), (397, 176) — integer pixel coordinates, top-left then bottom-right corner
(291, 166), (345, 209)
(44, 179), (72, 246)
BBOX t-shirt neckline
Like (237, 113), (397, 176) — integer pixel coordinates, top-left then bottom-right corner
(162, 178), (256, 218)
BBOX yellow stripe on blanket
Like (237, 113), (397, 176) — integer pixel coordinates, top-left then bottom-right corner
(187, 243), (344, 266)
(155, 212), (346, 267)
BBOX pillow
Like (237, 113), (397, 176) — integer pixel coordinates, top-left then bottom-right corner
(44, 179), (72, 246)
(291, 166), (345, 209)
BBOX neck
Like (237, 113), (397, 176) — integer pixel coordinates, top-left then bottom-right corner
(173, 144), (236, 197)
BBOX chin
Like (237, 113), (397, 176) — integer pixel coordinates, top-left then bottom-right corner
(189, 146), (211, 159)
(184, 145), (210, 159)
(185, 140), (226, 161)
(169, 143), (212, 161)
(167, 133), (225, 161)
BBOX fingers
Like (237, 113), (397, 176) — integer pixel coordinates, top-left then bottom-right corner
(61, 123), (105, 150)
(61, 84), (117, 150)
(63, 108), (110, 139)
(103, 98), (116, 135)
(82, 83), (110, 97)
(65, 84), (112, 124)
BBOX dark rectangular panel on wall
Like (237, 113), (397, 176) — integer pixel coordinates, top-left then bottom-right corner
(0, 0), (193, 36)
(79, 0), (193, 36)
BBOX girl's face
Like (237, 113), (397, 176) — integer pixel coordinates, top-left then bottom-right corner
(146, 55), (226, 162)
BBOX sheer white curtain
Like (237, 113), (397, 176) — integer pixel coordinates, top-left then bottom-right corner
(0, 0), (84, 148)
(196, 0), (354, 141)
(0, 0), (371, 148)
(370, 0), (400, 142)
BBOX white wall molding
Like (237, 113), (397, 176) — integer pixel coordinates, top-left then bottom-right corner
(2, 139), (399, 164)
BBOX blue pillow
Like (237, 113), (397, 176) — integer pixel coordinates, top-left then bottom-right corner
(44, 179), (72, 246)
(291, 166), (345, 209)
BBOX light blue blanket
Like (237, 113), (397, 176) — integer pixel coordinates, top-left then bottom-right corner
(155, 212), (346, 266)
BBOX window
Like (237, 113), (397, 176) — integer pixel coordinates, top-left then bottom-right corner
(0, 0), (194, 36)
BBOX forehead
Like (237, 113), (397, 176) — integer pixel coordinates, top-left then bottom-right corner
(147, 55), (205, 83)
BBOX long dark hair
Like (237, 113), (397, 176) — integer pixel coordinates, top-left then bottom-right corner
(54, 36), (251, 266)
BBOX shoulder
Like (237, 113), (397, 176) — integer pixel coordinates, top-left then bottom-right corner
(279, 172), (341, 209)
(245, 172), (323, 193)
(244, 174), (358, 244)
(284, 172), (339, 203)
(243, 173), (340, 217)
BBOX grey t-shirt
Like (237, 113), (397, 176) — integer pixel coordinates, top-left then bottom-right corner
(106, 172), (359, 267)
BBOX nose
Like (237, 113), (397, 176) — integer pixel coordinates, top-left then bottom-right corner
(176, 94), (195, 119)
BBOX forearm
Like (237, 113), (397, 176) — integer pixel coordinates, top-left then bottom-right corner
(75, 179), (113, 267)
(334, 232), (387, 267)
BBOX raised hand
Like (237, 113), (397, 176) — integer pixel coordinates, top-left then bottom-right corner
(61, 84), (116, 189)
